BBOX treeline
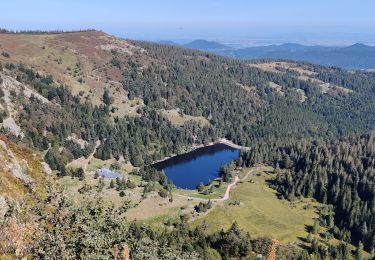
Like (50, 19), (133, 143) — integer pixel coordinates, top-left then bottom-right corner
(238, 133), (375, 251)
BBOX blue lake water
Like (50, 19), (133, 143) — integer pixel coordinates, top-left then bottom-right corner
(153, 143), (240, 189)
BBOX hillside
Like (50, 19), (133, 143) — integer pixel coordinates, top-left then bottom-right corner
(0, 134), (54, 258)
(1, 31), (375, 163)
(1, 30), (375, 259)
(1, 30), (375, 193)
(0, 134), (51, 207)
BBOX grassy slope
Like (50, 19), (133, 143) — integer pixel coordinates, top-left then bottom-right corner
(0, 32), (209, 126)
(192, 168), (319, 244)
(173, 178), (228, 200)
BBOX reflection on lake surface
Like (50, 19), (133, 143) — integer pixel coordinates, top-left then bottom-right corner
(153, 143), (240, 189)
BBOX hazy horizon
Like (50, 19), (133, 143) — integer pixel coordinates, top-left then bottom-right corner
(2, 0), (375, 46)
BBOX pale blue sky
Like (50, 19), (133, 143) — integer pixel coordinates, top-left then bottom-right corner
(1, 0), (375, 44)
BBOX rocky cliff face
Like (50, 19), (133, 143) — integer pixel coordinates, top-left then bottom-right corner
(0, 134), (51, 219)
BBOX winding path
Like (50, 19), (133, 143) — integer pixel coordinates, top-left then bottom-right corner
(212, 167), (256, 202)
(175, 167), (257, 203)
(212, 176), (240, 202)
(83, 140), (101, 173)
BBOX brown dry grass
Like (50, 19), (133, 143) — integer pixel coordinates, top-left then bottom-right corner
(0, 31), (145, 117)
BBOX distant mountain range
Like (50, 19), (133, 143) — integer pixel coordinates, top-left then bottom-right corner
(159, 40), (375, 69)
(184, 39), (230, 50)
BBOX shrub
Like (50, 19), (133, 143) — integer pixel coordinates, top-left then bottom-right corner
(158, 189), (168, 198)
(1, 51), (10, 58)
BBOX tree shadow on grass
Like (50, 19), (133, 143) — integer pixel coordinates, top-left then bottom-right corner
(305, 224), (313, 233)
(265, 179), (284, 199)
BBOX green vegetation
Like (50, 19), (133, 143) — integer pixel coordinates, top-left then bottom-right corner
(194, 200), (212, 213)
(1, 189), (313, 259)
(239, 133), (375, 252)
(193, 168), (319, 244)
(175, 179), (227, 200)
(125, 41), (375, 145)
(2, 31), (375, 259)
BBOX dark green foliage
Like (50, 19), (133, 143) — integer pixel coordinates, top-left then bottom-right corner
(5, 62), (15, 70)
(110, 161), (121, 170)
(158, 189), (168, 198)
(0, 173), (345, 259)
(110, 57), (121, 69)
(63, 140), (93, 159)
(72, 167), (85, 180)
(139, 167), (168, 187)
(115, 177), (127, 191)
(124, 41), (375, 145)
(10, 65), (211, 170)
(251, 236), (272, 256)
(219, 163), (233, 182)
(109, 179), (115, 189)
(194, 200), (212, 213)
(208, 222), (251, 259)
(5, 36), (375, 259)
(102, 89), (112, 106)
(239, 132), (375, 251)
(0, 110), (5, 123)
(44, 148), (71, 176)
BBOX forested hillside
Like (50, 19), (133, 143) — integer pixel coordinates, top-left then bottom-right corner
(1, 30), (375, 259)
(1, 31), (375, 151)
(239, 133), (375, 252)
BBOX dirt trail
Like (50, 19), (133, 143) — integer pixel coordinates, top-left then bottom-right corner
(212, 176), (240, 202)
(175, 167), (257, 203)
(83, 140), (101, 173)
(212, 167), (256, 202)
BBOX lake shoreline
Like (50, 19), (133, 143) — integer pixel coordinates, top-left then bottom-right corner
(152, 138), (246, 166)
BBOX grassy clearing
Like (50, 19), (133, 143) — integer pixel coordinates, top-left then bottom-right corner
(87, 157), (134, 173)
(161, 109), (209, 126)
(192, 168), (319, 244)
(60, 156), (140, 207)
(173, 179), (228, 200)
(135, 206), (183, 229)
(58, 173), (143, 207)
(124, 192), (194, 223)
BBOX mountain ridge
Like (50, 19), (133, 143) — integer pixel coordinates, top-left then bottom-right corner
(1, 30), (375, 259)
(168, 39), (375, 69)
(183, 39), (231, 50)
